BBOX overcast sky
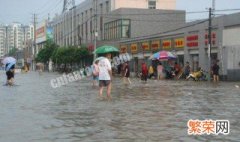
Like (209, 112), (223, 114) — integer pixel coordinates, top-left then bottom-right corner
(0, 0), (239, 24)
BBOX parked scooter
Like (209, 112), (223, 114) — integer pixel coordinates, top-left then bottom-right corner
(186, 68), (207, 81)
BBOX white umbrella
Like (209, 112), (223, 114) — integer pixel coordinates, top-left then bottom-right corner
(2, 57), (16, 65)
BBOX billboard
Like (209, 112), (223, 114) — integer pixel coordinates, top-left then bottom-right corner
(36, 21), (46, 44)
(46, 27), (53, 40)
(36, 21), (53, 44)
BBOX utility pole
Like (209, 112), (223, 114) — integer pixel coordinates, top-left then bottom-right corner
(208, 8), (212, 81)
(33, 13), (37, 70)
(93, 0), (98, 60)
(23, 26), (26, 63)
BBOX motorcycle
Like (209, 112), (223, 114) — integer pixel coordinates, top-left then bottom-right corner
(186, 69), (207, 81)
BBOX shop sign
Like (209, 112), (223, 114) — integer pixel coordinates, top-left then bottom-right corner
(186, 35), (199, 47)
(120, 45), (127, 53)
(151, 40), (160, 50)
(162, 40), (171, 49)
(131, 43), (138, 53)
(142, 42), (150, 51)
(205, 32), (217, 46)
(174, 38), (184, 48)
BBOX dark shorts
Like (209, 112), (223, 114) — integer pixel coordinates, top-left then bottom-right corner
(213, 72), (219, 76)
(6, 71), (14, 80)
(124, 73), (130, 78)
(99, 80), (111, 87)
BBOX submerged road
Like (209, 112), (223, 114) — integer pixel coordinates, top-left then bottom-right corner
(0, 71), (239, 142)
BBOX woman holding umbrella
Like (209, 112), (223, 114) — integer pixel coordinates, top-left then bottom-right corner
(2, 57), (16, 86)
(94, 45), (119, 100)
(5, 63), (15, 85)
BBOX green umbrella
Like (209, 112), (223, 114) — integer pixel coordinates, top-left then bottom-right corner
(93, 45), (119, 54)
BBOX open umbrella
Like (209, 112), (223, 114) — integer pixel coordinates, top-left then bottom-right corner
(93, 45), (119, 54)
(2, 57), (16, 65)
(149, 51), (176, 60)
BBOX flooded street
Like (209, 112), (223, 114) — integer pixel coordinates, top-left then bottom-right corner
(0, 71), (239, 142)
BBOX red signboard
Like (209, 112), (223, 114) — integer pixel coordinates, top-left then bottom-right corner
(88, 45), (94, 52)
(162, 40), (171, 49)
(187, 35), (198, 41)
(205, 32), (217, 46)
(174, 38), (184, 48)
(186, 35), (198, 48)
(142, 42), (150, 51)
(151, 40), (160, 50)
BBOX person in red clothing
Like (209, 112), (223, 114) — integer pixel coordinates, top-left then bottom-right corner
(174, 62), (181, 76)
(141, 62), (148, 82)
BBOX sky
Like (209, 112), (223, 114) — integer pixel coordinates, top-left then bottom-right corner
(0, 0), (240, 24)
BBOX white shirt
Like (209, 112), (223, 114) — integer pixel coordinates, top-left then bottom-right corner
(98, 57), (112, 80)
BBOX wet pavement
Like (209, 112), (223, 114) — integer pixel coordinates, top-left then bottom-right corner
(0, 71), (240, 142)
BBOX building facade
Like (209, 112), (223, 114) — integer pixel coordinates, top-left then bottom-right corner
(0, 23), (34, 58)
(52, 0), (180, 51)
(119, 12), (240, 81)
(0, 24), (6, 57)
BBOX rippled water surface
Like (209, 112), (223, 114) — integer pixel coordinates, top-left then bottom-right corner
(0, 71), (239, 142)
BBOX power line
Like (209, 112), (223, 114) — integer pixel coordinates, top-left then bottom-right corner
(37, 0), (64, 22)
(35, 0), (59, 14)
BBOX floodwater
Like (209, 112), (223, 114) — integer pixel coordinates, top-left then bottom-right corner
(0, 71), (239, 142)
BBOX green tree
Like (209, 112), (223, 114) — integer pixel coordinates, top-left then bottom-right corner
(36, 40), (58, 63)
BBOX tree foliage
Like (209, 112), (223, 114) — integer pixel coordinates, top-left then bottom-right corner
(51, 46), (89, 64)
(36, 40), (58, 63)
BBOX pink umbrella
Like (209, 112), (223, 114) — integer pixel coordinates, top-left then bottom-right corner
(149, 50), (176, 60)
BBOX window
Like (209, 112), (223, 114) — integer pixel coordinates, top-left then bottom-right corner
(104, 19), (130, 40)
(148, 0), (156, 9)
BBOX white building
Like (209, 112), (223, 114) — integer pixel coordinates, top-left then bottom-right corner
(0, 24), (6, 57)
(0, 23), (34, 57)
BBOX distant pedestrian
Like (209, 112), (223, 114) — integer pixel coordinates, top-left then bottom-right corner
(157, 62), (164, 80)
(148, 65), (154, 79)
(123, 62), (131, 85)
(184, 62), (191, 79)
(36, 63), (44, 75)
(98, 53), (112, 100)
(5, 63), (15, 86)
(212, 61), (220, 82)
(174, 62), (181, 76)
(141, 62), (148, 82)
